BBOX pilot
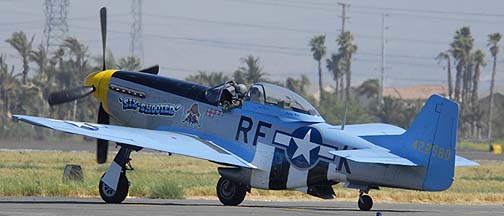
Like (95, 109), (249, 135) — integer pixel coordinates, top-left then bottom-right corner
(249, 86), (263, 102)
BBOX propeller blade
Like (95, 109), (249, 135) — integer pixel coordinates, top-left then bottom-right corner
(100, 7), (107, 71)
(138, 64), (159, 75)
(96, 103), (109, 164)
(48, 86), (94, 106)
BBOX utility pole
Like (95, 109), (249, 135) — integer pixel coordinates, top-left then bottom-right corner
(338, 2), (350, 130)
(378, 13), (388, 105)
(44, 0), (69, 53)
(131, 0), (144, 63)
(338, 2), (350, 33)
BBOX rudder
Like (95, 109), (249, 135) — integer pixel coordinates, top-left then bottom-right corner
(399, 94), (459, 191)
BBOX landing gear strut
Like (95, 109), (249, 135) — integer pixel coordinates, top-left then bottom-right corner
(99, 146), (136, 203)
(216, 176), (247, 206)
(358, 191), (373, 211)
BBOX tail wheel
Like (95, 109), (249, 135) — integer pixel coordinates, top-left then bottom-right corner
(99, 173), (129, 203)
(358, 194), (373, 211)
(216, 177), (246, 206)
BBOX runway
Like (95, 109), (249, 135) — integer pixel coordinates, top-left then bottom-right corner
(0, 197), (501, 216)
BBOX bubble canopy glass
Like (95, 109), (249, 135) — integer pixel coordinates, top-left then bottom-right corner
(247, 83), (321, 116)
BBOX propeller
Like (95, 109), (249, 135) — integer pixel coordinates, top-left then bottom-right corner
(46, 7), (110, 164)
(48, 86), (95, 106)
(46, 7), (158, 164)
(96, 104), (109, 164)
(96, 6), (110, 164)
(100, 7), (107, 71)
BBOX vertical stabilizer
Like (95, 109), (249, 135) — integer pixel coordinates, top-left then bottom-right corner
(400, 94), (459, 191)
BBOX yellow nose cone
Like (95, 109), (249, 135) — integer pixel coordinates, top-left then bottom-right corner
(84, 70), (116, 112)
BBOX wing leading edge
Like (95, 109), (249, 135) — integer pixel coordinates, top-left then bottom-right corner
(13, 115), (255, 168)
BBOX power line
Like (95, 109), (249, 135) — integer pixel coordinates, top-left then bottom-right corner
(72, 23), (444, 62)
(139, 12), (487, 47)
(143, 13), (334, 34)
(257, 0), (504, 18)
(230, 0), (504, 23)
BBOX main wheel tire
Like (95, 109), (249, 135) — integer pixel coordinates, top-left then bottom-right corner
(216, 177), (246, 206)
(99, 173), (129, 203)
(358, 194), (373, 211)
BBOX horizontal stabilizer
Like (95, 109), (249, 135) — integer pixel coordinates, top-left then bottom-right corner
(455, 156), (479, 167)
(12, 115), (255, 168)
(329, 149), (418, 166)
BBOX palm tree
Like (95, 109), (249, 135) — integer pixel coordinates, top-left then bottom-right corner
(471, 49), (486, 107)
(62, 37), (88, 67)
(5, 31), (34, 85)
(29, 44), (48, 76)
(326, 53), (342, 100)
(233, 55), (268, 85)
(470, 49), (487, 138)
(436, 51), (453, 99)
(450, 27), (474, 103)
(487, 32), (502, 140)
(286, 74), (310, 96)
(186, 71), (230, 87)
(336, 31), (358, 102)
(29, 44), (50, 117)
(117, 56), (141, 71)
(0, 54), (19, 120)
(309, 34), (327, 99)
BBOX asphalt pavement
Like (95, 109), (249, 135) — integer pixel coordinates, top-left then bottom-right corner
(0, 197), (501, 216)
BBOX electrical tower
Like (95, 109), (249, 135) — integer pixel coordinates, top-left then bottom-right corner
(44, 0), (70, 53)
(338, 3), (350, 33)
(130, 0), (144, 62)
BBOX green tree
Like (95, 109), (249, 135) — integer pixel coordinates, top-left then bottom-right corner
(5, 31), (34, 85)
(450, 27), (473, 104)
(487, 32), (502, 140)
(336, 31), (357, 102)
(0, 54), (18, 121)
(286, 74), (310, 96)
(356, 79), (380, 98)
(233, 55), (268, 86)
(436, 51), (453, 99)
(186, 71), (230, 87)
(309, 34), (327, 100)
(29, 44), (48, 76)
(326, 53), (343, 100)
(471, 49), (486, 107)
(117, 56), (141, 71)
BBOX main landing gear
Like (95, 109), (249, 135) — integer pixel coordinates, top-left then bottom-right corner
(99, 145), (138, 203)
(358, 191), (373, 211)
(216, 176), (247, 206)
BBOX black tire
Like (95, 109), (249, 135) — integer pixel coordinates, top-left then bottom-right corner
(99, 173), (129, 203)
(216, 177), (246, 206)
(358, 194), (373, 211)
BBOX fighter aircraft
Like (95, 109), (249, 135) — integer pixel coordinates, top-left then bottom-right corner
(12, 7), (478, 211)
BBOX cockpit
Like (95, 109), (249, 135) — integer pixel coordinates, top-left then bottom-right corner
(205, 81), (320, 116)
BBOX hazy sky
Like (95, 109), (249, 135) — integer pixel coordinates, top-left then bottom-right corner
(1, 0), (503, 91)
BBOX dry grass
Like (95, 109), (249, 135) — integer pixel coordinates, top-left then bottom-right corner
(0, 150), (503, 204)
